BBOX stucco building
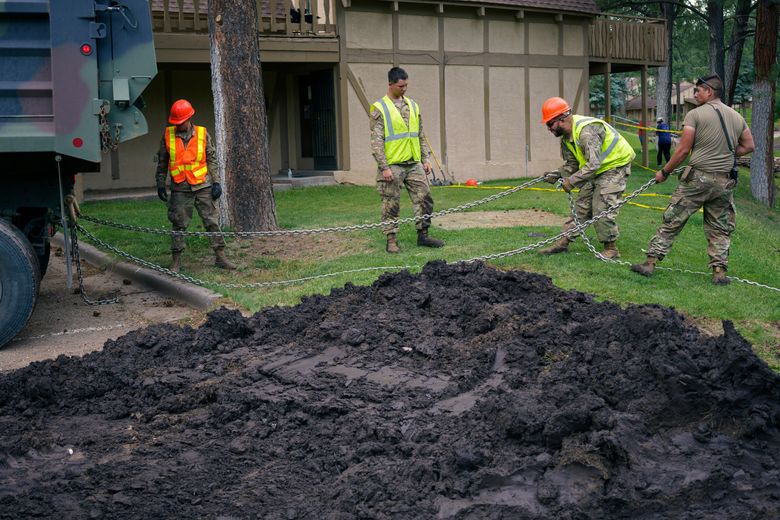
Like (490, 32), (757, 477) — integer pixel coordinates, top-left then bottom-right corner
(79, 0), (665, 198)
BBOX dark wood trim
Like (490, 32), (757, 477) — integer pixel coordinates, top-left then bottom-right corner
(346, 47), (585, 68)
(484, 18), (490, 161)
(280, 75), (290, 170)
(523, 15), (530, 163)
(392, 9), (399, 67)
(438, 14), (447, 172)
(557, 17), (564, 96)
(337, 4), (350, 170)
(345, 65), (371, 115)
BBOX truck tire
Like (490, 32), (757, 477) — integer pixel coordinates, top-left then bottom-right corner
(0, 219), (40, 348)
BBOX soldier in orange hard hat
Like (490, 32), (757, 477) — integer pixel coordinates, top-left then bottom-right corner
(538, 97), (635, 259)
(155, 99), (236, 272)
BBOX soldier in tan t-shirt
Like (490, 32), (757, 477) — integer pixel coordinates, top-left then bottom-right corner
(630, 74), (754, 285)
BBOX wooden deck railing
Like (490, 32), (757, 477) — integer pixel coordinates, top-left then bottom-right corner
(149, 0), (337, 36)
(589, 16), (666, 64)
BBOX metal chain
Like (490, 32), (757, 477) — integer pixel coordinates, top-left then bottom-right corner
(98, 103), (118, 153)
(68, 221), (120, 305)
(469, 177), (659, 263)
(75, 224), (416, 289)
(74, 174), (780, 294)
(79, 176), (549, 237)
(562, 173), (780, 293)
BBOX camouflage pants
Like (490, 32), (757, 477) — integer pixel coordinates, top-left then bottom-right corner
(563, 165), (629, 244)
(376, 162), (434, 235)
(167, 188), (226, 253)
(646, 169), (736, 269)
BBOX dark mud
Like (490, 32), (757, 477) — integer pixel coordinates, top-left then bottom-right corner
(1, 261), (779, 519)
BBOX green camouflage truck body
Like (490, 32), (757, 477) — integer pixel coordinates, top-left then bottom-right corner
(0, 0), (157, 347)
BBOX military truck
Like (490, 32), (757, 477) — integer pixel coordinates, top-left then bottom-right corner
(0, 0), (157, 347)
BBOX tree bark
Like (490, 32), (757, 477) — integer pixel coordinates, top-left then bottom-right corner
(723, 0), (753, 106)
(706, 1), (725, 80)
(750, 0), (778, 207)
(208, 0), (277, 231)
(655, 0), (679, 123)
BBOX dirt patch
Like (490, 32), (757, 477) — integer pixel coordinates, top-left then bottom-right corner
(1, 261), (779, 518)
(436, 209), (567, 230)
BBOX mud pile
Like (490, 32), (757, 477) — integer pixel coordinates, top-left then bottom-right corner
(1, 261), (779, 519)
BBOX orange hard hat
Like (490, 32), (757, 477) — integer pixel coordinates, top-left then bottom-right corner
(465, 178), (478, 187)
(169, 99), (195, 125)
(540, 97), (571, 124)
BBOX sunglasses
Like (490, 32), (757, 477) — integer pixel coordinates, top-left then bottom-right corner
(546, 116), (563, 128)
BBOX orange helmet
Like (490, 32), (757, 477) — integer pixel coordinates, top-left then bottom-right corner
(540, 97), (571, 124)
(169, 99), (195, 125)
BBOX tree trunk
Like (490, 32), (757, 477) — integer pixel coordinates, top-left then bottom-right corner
(723, 0), (752, 106)
(208, 0), (277, 231)
(706, 1), (725, 80)
(655, 0), (678, 123)
(750, 0), (778, 207)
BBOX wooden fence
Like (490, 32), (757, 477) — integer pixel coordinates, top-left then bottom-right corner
(150, 0), (337, 36)
(589, 17), (666, 64)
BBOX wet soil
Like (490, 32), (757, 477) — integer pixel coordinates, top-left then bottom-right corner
(1, 261), (779, 519)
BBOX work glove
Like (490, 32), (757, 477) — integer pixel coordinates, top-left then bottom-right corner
(157, 187), (168, 202)
(63, 194), (81, 223)
(561, 178), (574, 193)
(543, 172), (561, 184)
(211, 182), (222, 200)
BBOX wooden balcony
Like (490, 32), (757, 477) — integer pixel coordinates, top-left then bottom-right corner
(150, 0), (339, 63)
(589, 15), (666, 72)
(150, 0), (337, 36)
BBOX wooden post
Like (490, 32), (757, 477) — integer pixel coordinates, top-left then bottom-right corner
(641, 64), (648, 167)
(604, 66), (611, 122)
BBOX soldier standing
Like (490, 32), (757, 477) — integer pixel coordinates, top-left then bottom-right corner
(370, 67), (444, 253)
(155, 99), (236, 273)
(630, 74), (754, 285)
(538, 97), (636, 259)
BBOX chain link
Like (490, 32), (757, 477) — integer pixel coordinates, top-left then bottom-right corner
(73, 172), (780, 294)
(68, 220), (120, 305)
(79, 176), (548, 237)
(75, 224), (416, 290)
(98, 103), (118, 153)
(560, 171), (780, 293)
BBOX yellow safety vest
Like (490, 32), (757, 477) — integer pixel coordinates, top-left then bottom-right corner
(370, 95), (421, 165)
(166, 125), (208, 185)
(564, 115), (635, 175)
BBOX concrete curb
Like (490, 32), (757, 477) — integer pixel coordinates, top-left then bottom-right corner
(52, 233), (221, 311)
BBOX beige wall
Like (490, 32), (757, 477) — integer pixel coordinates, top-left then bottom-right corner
(83, 3), (594, 194)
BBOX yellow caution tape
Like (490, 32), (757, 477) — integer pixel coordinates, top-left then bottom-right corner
(609, 119), (682, 135)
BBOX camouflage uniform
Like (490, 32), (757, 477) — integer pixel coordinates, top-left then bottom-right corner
(370, 98), (433, 235)
(644, 100), (746, 270)
(553, 124), (631, 243)
(155, 124), (226, 253)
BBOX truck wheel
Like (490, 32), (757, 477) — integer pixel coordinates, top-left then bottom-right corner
(0, 219), (41, 348)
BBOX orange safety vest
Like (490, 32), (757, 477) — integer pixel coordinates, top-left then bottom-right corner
(166, 125), (208, 185)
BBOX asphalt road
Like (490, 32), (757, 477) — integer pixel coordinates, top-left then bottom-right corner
(0, 248), (203, 373)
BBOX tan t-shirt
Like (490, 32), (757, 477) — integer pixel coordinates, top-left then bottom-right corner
(683, 100), (747, 174)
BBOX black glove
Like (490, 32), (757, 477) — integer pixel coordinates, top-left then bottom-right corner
(211, 182), (222, 200)
(157, 187), (168, 202)
(543, 172), (561, 184)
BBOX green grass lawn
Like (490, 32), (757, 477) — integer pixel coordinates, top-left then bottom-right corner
(80, 134), (780, 371)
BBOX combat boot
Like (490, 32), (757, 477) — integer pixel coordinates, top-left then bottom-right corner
(214, 249), (237, 270)
(712, 266), (730, 285)
(386, 234), (400, 254)
(600, 241), (620, 260)
(630, 256), (657, 277)
(417, 229), (444, 248)
(539, 237), (570, 255)
(170, 252), (182, 273)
